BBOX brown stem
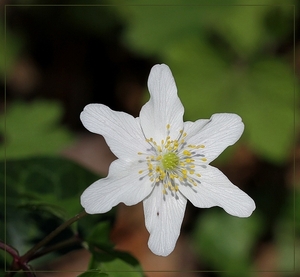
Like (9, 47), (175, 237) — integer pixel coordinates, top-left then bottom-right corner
(19, 211), (87, 264)
(0, 241), (19, 258)
(29, 235), (81, 261)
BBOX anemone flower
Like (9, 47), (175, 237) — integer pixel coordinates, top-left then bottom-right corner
(80, 64), (256, 256)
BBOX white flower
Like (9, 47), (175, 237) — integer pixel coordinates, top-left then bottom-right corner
(80, 64), (256, 256)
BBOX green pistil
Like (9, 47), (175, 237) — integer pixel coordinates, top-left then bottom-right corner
(162, 152), (179, 170)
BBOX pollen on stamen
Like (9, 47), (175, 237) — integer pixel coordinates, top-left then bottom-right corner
(139, 122), (207, 197)
(169, 173), (175, 179)
(183, 150), (192, 156)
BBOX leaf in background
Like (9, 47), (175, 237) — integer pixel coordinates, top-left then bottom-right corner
(86, 222), (114, 251)
(209, 4), (271, 57)
(89, 251), (144, 277)
(0, 101), (73, 159)
(153, 39), (296, 163)
(78, 271), (109, 277)
(117, 3), (297, 164)
(192, 209), (263, 276)
(236, 59), (296, 163)
(117, 1), (294, 58)
(86, 222), (144, 277)
(0, 157), (110, 259)
(162, 37), (231, 120)
(116, 0), (237, 56)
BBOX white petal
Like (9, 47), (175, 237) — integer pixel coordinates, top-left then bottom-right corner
(143, 186), (187, 256)
(185, 113), (244, 162)
(179, 165), (255, 217)
(81, 159), (153, 214)
(80, 104), (148, 161)
(140, 64), (184, 143)
(183, 119), (210, 139)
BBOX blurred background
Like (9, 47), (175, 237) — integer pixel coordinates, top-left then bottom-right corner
(1, 0), (299, 276)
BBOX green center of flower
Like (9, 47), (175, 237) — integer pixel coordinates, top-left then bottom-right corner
(138, 124), (207, 195)
(161, 152), (179, 170)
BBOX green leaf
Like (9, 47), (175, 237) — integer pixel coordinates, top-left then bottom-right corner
(162, 37), (230, 120)
(86, 222), (114, 251)
(87, 223), (143, 277)
(0, 157), (109, 262)
(210, 5), (272, 57)
(192, 209), (263, 275)
(89, 250), (144, 277)
(0, 101), (73, 159)
(3, 157), (100, 218)
(117, 0), (237, 56)
(78, 271), (109, 277)
(163, 42), (296, 163)
(118, 3), (297, 163)
(235, 59), (296, 163)
(119, 2), (294, 58)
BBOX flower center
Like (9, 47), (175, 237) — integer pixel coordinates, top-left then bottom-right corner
(138, 124), (207, 196)
(162, 152), (179, 170)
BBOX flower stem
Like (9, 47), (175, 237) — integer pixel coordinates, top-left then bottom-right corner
(0, 241), (19, 259)
(29, 235), (81, 261)
(6, 261), (35, 277)
(19, 210), (87, 264)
